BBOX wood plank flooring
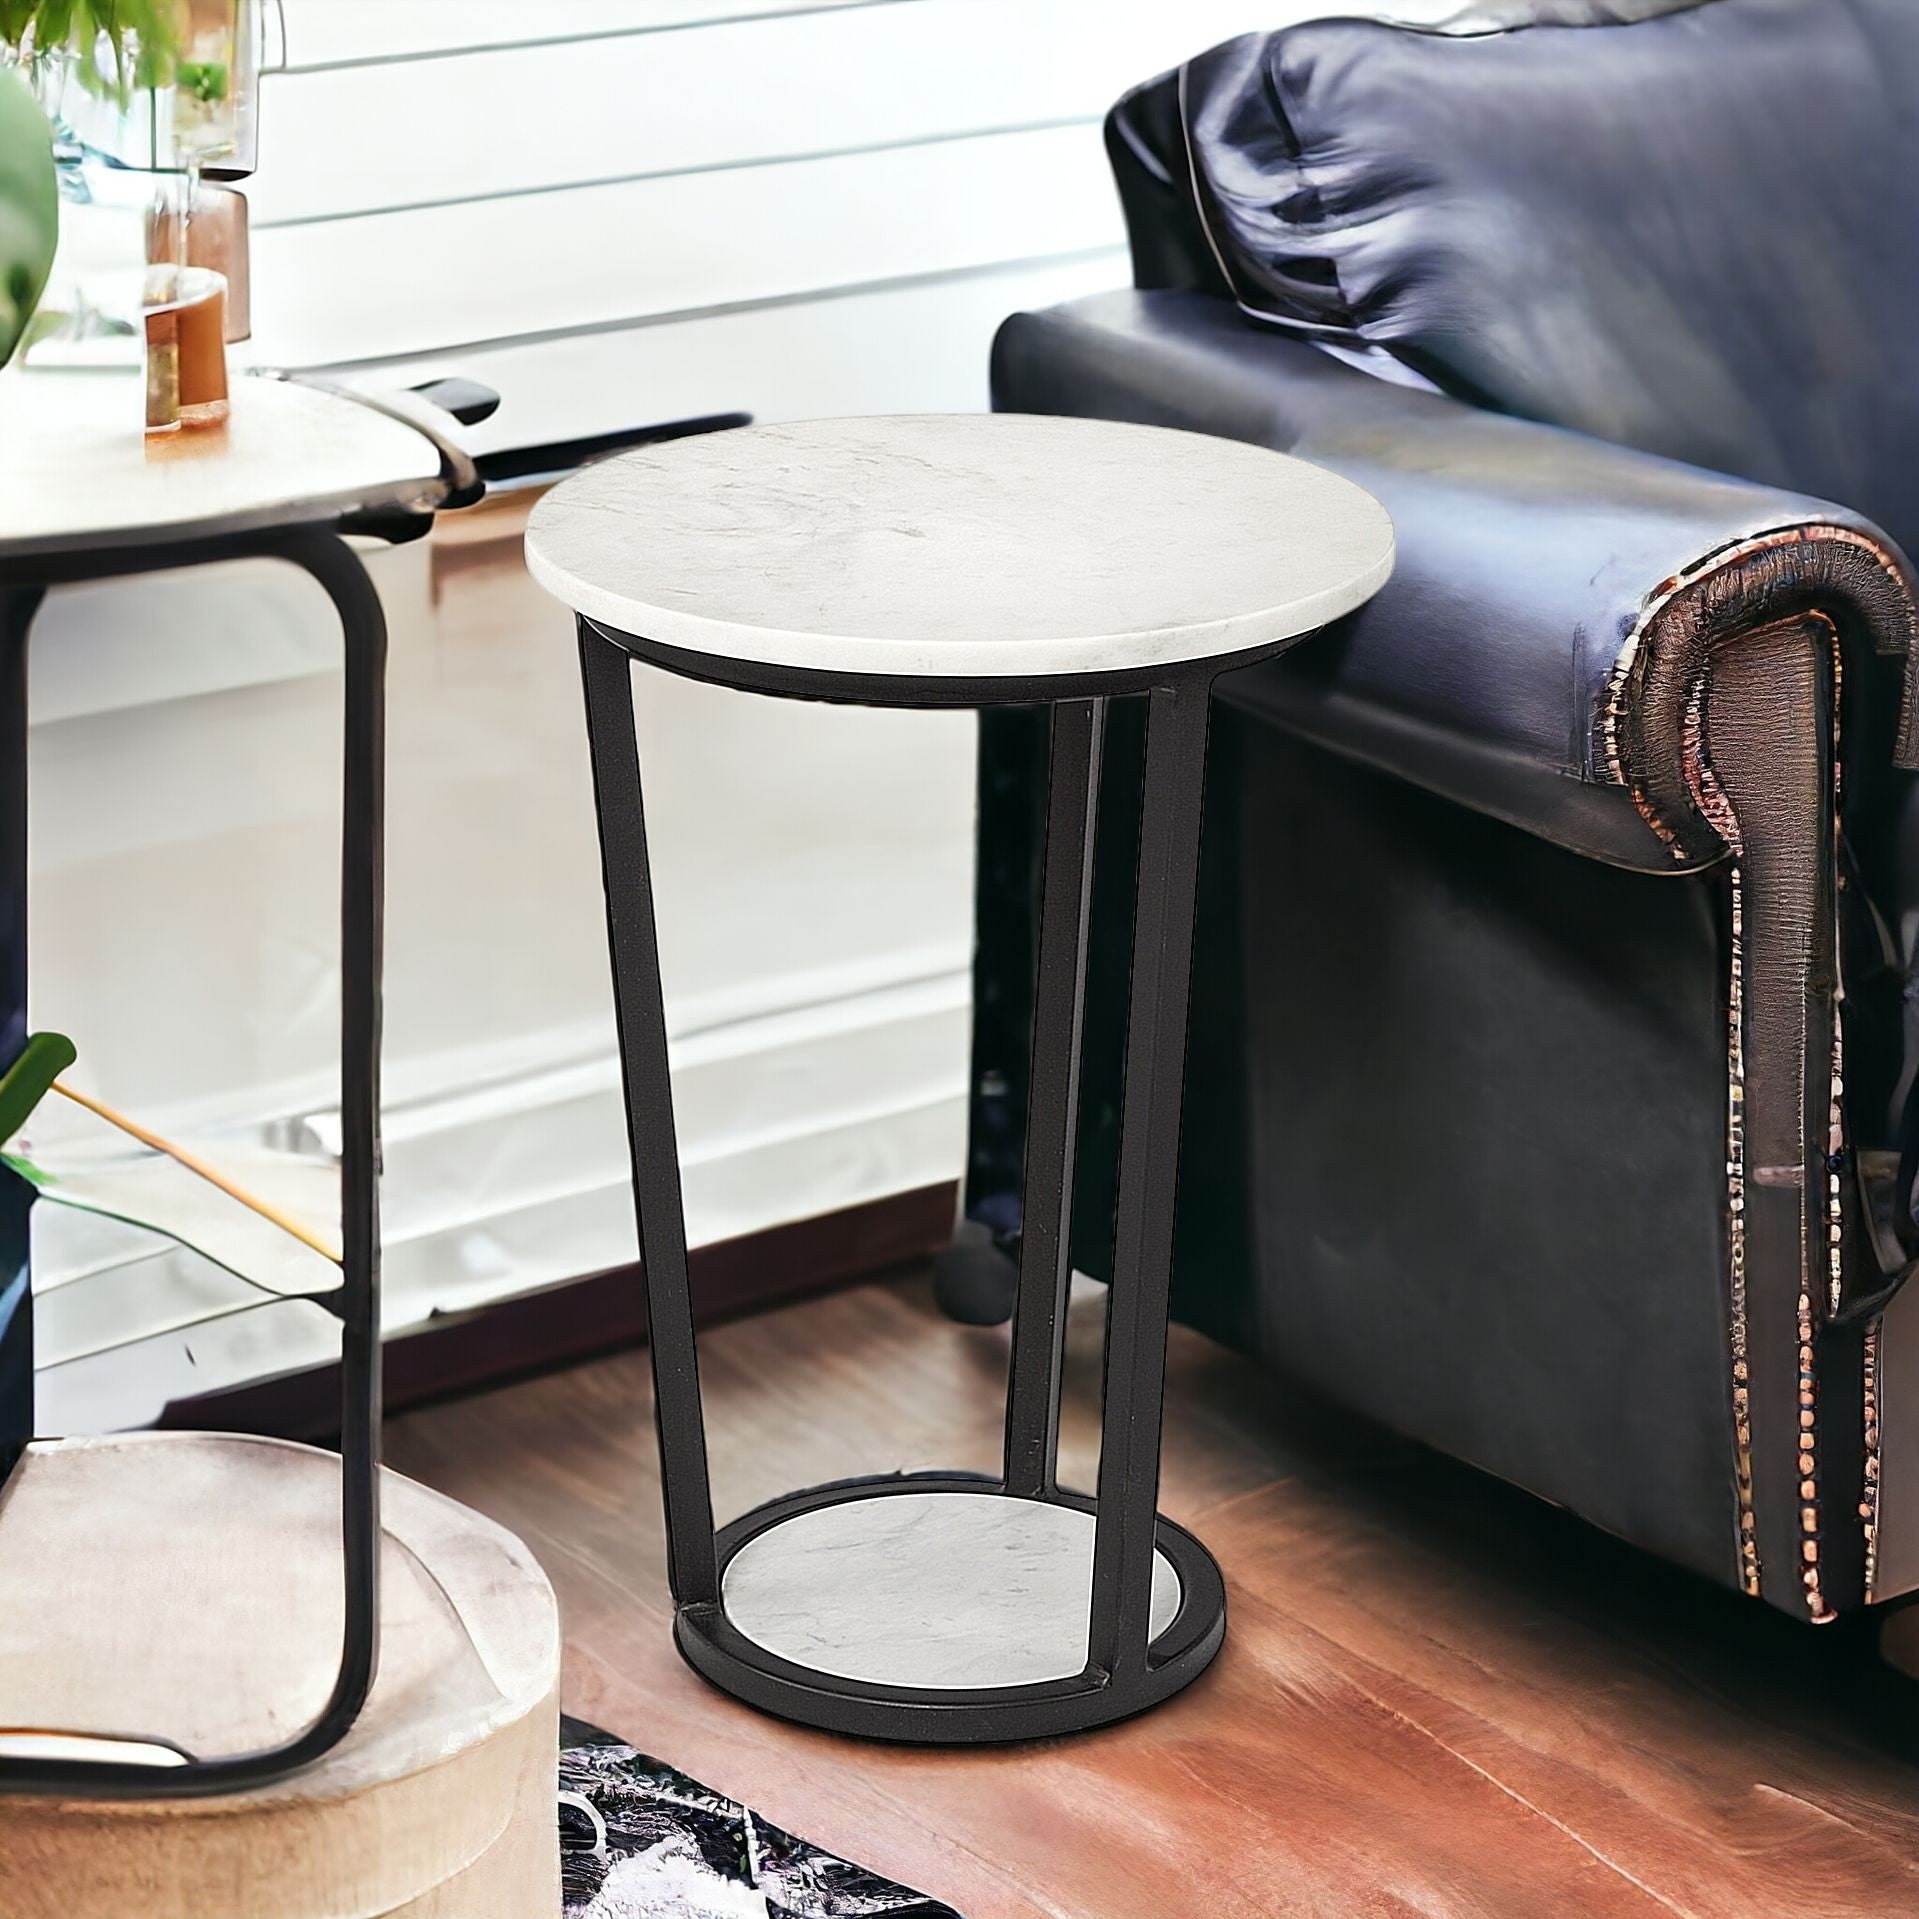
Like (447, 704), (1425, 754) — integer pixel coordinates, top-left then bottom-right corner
(384, 1270), (1919, 1918)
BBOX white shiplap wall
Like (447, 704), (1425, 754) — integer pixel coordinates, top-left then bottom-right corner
(248, 0), (1286, 449)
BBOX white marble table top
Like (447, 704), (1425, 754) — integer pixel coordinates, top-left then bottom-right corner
(524, 414), (1393, 682)
(0, 1432), (556, 1780)
(0, 1434), (560, 1918)
(721, 1488), (1182, 1690)
(0, 367), (448, 561)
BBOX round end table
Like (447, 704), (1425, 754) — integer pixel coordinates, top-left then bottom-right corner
(0, 368), (474, 1797)
(526, 414), (1393, 1742)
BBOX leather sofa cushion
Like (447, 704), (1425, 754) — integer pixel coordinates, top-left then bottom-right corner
(1139, 0), (1919, 549)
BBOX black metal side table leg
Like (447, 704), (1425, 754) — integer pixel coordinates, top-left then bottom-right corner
(0, 588), (43, 1487)
(577, 617), (721, 1612)
(279, 528), (388, 1781)
(1002, 696), (1105, 1500)
(1087, 674), (1220, 1688)
(0, 528), (388, 1798)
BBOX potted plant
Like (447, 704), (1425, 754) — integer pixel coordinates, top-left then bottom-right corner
(0, 1), (261, 173)
(0, 2), (256, 379)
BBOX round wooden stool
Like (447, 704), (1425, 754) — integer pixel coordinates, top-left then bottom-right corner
(0, 1433), (560, 1918)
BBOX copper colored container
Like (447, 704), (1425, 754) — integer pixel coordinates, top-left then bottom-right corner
(148, 185), (251, 342)
(144, 266), (229, 435)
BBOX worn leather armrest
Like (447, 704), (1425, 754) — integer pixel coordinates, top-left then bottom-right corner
(992, 289), (1918, 872)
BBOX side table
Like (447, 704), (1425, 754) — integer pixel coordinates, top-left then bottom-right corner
(526, 413), (1393, 1741)
(0, 366), (474, 1796)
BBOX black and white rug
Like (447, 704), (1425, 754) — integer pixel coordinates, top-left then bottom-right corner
(558, 1717), (962, 1918)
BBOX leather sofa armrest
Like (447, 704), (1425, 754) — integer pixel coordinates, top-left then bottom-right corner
(992, 289), (1919, 873)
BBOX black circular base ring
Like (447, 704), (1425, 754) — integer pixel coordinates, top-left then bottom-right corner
(670, 1473), (1226, 1744)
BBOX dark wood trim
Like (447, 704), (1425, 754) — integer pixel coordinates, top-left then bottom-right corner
(156, 1181), (958, 1442)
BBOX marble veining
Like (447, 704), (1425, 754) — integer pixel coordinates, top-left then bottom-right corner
(720, 1489), (1183, 1689)
(525, 413), (1394, 681)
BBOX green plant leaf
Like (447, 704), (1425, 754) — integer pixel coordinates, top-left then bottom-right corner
(177, 57), (226, 102)
(0, 1032), (78, 1144)
(1, 0), (184, 106)
(0, 61), (56, 366)
(33, 0), (72, 50)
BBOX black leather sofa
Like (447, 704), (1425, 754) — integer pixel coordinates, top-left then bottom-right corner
(959, 0), (1919, 1626)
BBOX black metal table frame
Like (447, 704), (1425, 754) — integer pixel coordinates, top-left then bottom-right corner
(578, 613), (1311, 1742)
(0, 524), (387, 1797)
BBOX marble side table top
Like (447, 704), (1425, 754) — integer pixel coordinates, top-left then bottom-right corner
(0, 368), (449, 562)
(525, 413), (1394, 682)
(721, 1489), (1182, 1690)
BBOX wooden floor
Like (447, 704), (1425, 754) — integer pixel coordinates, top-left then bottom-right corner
(385, 1269), (1919, 1919)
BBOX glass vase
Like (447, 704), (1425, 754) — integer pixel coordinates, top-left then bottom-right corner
(10, 3), (261, 375)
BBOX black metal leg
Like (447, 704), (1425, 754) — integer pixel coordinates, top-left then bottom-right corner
(1003, 697), (1104, 1498)
(0, 589), (41, 1487)
(578, 617), (720, 1608)
(1087, 676), (1213, 1684)
(0, 529), (386, 1798)
(283, 528), (387, 1766)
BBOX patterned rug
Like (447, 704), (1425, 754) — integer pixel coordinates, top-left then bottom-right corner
(558, 1717), (962, 1918)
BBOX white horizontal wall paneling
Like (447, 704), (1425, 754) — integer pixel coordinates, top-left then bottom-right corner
(321, 253), (1128, 459)
(249, 121), (1117, 367)
(246, 0), (1277, 374)
(276, 0), (883, 71)
(253, 0), (1271, 227)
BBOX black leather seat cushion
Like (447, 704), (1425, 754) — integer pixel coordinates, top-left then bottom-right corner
(1149, 0), (1919, 549)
